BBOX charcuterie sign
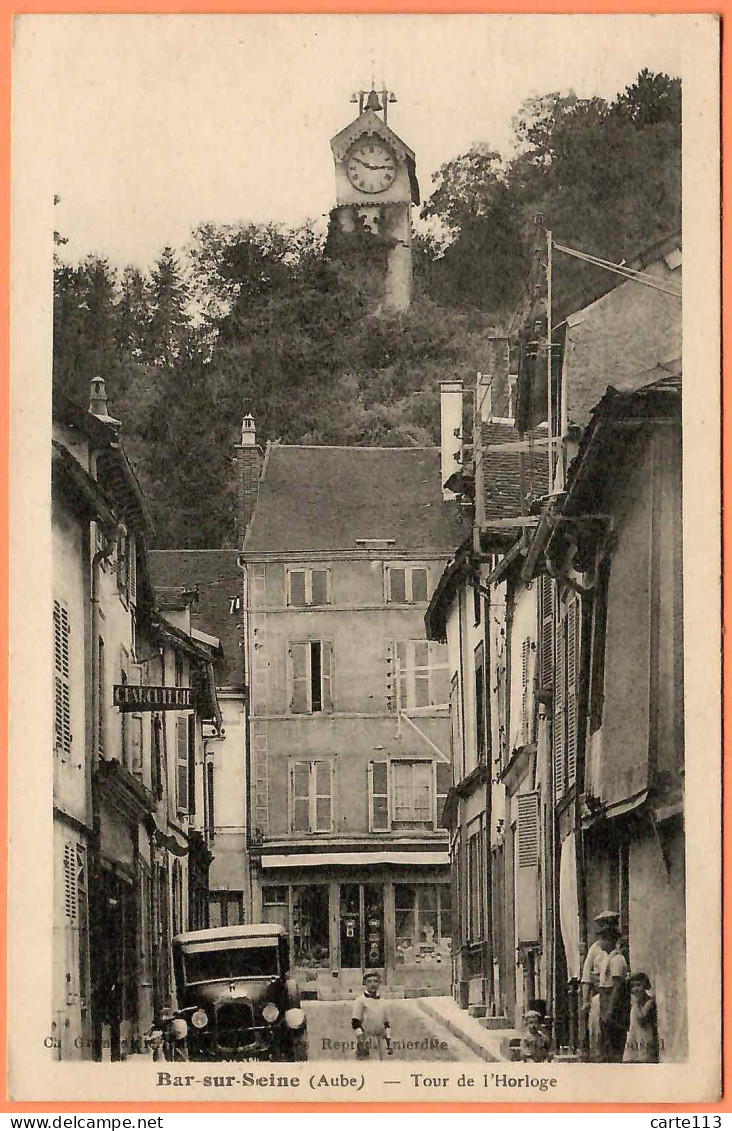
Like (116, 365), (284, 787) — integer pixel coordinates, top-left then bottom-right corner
(113, 685), (195, 712)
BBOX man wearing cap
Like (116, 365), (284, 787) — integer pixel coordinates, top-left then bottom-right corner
(581, 911), (620, 1062)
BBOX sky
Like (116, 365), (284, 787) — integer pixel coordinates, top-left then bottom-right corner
(30, 13), (686, 270)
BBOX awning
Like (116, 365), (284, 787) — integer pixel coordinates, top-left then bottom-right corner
(260, 851), (450, 869)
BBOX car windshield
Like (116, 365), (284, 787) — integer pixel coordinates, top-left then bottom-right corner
(183, 944), (279, 985)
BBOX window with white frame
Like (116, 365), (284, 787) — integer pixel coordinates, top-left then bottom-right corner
(385, 564), (429, 604)
(286, 567), (330, 607)
(387, 640), (450, 710)
(368, 759), (451, 832)
(289, 760), (333, 833)
(289, 640), (333, 714)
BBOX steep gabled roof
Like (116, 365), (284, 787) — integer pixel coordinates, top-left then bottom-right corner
(148, 550), (244, 687)
(243, 445), (460, 555)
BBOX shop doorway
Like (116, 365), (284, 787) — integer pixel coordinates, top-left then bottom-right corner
(339, 883), (384, 970)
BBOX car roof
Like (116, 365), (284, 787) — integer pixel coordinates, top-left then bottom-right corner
(172, 923), (287, 946)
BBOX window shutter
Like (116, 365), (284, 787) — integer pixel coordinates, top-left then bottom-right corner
(566, 595), (579, 787)
(539, 575), (554, 692)
(411, 568), (428, 603)
(554, 606), (566, 802)
(321, 641), (333, 712)
(130, 665), (143, 777)
(369, 760), (390, 831)
(291, 762), (310, 832)
(53, 601), (72, 755)
(151, 714), (163, 800)
(517, 791), (540, 867)
(516, 791), (540, 944)
(396, 641), (409, 709)
(98, 638), (105, 755)
(63, 841), (77, 921)
(206, 761), (215, 836)
(389, 567), (406, 603)
(128, 538), (137, 606)
(521, 637), (529, 745)
(288, 570), (306, 607)
(188, 710), (196, 815)
(177, 715), (189, 813)
(311, 569), (329, 606)
(436, 761), (452, 828)
(290, 643), (309, 713)
(385, 640), (396, 712)
(314, 761), (333, 831)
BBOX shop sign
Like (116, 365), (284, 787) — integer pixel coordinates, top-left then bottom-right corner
(113, 685), (195, 712)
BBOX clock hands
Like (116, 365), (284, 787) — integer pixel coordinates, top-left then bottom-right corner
(350, 156), (394, 172)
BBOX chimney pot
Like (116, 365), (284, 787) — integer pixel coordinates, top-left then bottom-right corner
(241, 413), (256, 446)
(89, 376), (108, 418)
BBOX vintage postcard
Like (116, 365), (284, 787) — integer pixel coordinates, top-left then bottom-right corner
(8, 12), (721, 1105)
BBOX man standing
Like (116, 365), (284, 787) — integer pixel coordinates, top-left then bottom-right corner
(598, 934), (630, 1062)
(580, 911), (621, 1062)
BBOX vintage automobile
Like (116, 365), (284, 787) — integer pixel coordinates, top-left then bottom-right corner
(171, 923), (308, 1061)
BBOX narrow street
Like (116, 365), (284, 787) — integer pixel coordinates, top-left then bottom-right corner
(303, 1000), (482, 1063)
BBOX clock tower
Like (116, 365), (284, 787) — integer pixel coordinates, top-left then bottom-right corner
(330, 88), (420, 312)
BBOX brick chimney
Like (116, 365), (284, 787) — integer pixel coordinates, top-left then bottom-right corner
(233, 414), (263, 546)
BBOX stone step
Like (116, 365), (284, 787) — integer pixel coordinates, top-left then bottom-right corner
(480, 1015), (512, 1030)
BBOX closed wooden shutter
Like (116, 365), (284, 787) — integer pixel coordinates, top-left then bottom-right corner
(177, 715), (189, 813)
(516, 790), (540, 944)
(554, 606), (566, 802)
(539, 575), (554, 692)
(188, 710), (196, 815)
(566, 595), (579, 787)
(369, 760), (390, 831)
(310, 569), (329, 606)
(385, 640), (396, 712)
(53, 601), (72, 755)
(288, 570), (306, 606)
(128, 537), (137, 606)
(63, 841), (77, 921)
(521, 637), (530, 745)
(389, 567), (406, 603)
(411, 568), (428, 603)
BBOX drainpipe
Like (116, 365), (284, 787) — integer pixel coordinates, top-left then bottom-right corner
(482, 566), (494, 1009)
(239, 556), (254, 924)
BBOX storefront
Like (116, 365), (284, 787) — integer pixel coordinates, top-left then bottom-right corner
(253, 858), (452, 997)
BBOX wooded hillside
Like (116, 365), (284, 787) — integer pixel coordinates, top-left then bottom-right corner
(53, 70), (680, 548)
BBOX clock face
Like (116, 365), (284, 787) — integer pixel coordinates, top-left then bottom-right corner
(346, 140), (398, 194)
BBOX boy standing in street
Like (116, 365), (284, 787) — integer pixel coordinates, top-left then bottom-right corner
(352, 970), (393, 1060)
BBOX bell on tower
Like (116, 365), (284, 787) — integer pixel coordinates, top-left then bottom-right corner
(329, 86), (420, 313)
